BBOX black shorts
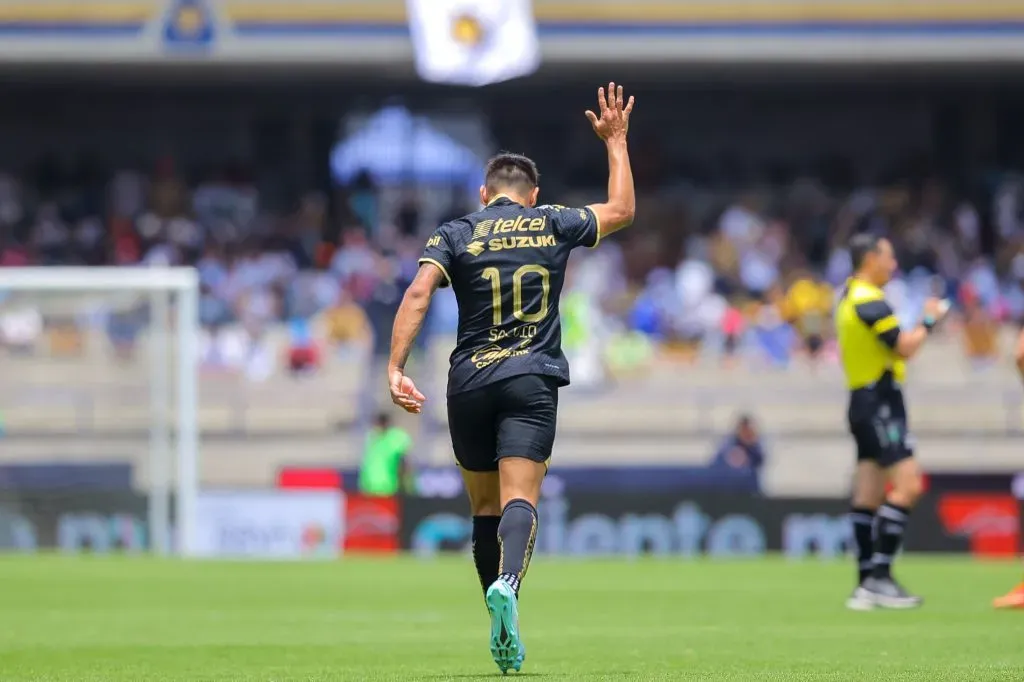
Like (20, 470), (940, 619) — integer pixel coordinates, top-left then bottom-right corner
(446, 374), (559, 472)
(848, 387), (914, 468)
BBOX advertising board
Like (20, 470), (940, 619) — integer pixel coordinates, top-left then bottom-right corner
(402, 493), (981, 558)
(0, 492), (148, 552)
(193, 490), (344, 559)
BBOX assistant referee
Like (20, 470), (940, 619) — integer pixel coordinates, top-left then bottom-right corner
(836, 234), (948, 611)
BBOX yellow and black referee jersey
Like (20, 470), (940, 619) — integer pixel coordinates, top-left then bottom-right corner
(834, 277), (906, 390)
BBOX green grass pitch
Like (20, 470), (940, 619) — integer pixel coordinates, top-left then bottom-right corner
(2, 555), (1024, 681)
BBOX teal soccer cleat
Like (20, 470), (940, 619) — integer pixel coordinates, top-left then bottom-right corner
(485, 579), (525, 673)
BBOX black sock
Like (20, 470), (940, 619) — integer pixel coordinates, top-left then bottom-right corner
(849, 506), (876, 584)
(472, 516), (501, 597)
(872, 502), (910, 579)
(497, 498), (538, 596)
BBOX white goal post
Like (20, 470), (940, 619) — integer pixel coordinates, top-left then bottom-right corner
(0, 267), (200, 557)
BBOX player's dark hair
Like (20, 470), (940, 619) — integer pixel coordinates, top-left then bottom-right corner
(484, 152), (539, 195)
(849, 233), (882, 271)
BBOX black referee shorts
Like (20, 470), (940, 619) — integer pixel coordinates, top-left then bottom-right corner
(848, 387), (914, 468)
(446, 374), (559, 472)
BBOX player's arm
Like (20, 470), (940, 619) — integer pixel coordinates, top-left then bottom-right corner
(584, 82), (636, 240)
(389, 228), (453, 413)
(388, 263), (444, 413)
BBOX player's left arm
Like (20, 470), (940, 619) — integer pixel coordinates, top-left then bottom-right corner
(388, 263), (443, 413)
(389, 227), (453, 413)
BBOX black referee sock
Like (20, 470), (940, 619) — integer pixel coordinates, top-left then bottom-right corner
(472, 516), (501, 598)
(872, 502), (911, 579)
(497, 498), (539, 597)
(849, 506), (876, 584)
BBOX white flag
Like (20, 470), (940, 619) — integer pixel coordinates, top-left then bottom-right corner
(406, 0), (540, 87)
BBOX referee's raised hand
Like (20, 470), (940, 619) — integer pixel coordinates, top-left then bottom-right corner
(922, 297), (950, 324)
(585, 82), (634, 141)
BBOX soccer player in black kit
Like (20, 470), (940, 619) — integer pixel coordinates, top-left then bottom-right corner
(388, 83), (635, 673)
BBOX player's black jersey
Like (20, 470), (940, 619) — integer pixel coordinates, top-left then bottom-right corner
(419, 195), (601, 396)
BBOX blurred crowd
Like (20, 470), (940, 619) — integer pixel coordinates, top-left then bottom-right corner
(3, 155), (1024, 381)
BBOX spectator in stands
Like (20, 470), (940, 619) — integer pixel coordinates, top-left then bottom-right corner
(752, 294), (796, 368)
(346, 171), (379, 237)
(32, 203), (70, 265)
(0, 239), (30, 267)
(323, 290), (368, 358)
(331, 226), (376, 299)
(960, 283), (1000, 370)
(290, 192), (327, 270)
(0, 304), (42, 354)
(739, 231), (782, 301)
(357, 252), (405, 437)
(286, 317), (321, 377)
(782, 270), (834, 367)
(711, 414), (767, 493)
(13, 141), (1024, 386)
(720, 304), (745, 368)
(106, 302), (146, 363)
(358, 413), (412, 497)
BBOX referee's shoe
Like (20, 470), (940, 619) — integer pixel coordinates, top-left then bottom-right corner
(849, 576), (923, 610)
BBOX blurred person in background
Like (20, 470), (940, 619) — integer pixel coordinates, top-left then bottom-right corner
(1002, 249), (1024, 325)
(106, 302), (145, 363)
(739, 231), (782, 302)
(235, 271), (281, 383)
(838, 234), (949, 611)
(561, 263), (602, 388)
(290, 192), (327, 270)
(358, 251), (405, 437)
(0, 238), (30, 266)
(782, 270), (834, 368)
(719, 304), (746, 369)
(332, 226), (377, 299)
(719, 193), (764, 256)
(959, 283), (1000, 370)
(323, 289), (368, 359)
(674, 245), (716, 363)
(346, 171), (379, 238)
(286, 317), (321, 377)
(711, 414), (766, 493)
(47, 313), (83, 358)
(0, 304), (42, 355)
(32, 203), (70, 265)
(752, 293), (796, 368)
(994, 327), (1024, 609)
(358, 412), (413, 497)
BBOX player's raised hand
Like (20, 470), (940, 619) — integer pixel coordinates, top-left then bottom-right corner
(389, 368), (426, 414)
(585, 82), (634, 142)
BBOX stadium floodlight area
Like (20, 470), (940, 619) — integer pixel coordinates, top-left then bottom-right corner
(0, 267), (199, 557)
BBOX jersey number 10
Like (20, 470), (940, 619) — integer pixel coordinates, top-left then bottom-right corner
(481, 265), (551, 326)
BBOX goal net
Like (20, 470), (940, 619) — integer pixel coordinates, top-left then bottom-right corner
(0, 267), (199, 556)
